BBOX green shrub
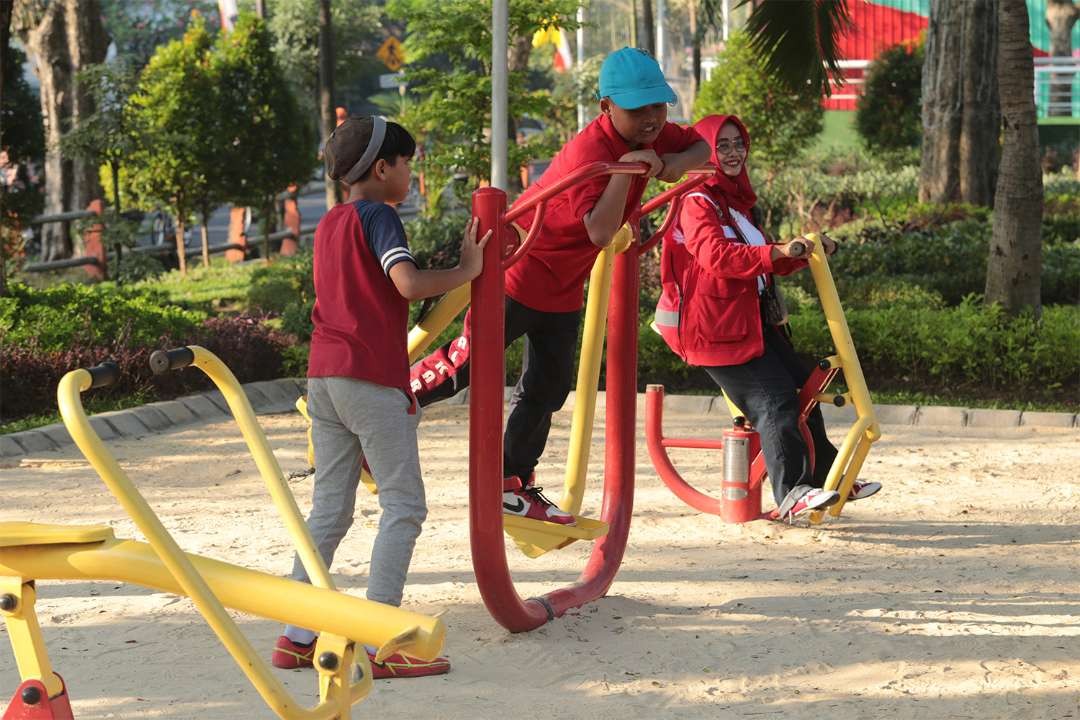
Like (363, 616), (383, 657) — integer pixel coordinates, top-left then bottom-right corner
(855, 41), (924, 150)
(1043, 193), (1079, 245)
(1, 313), (293, 421)
(694, 32), (823, 168)
(786, 298), (1079, 403)
(247, 252), (314, 315)
(0, 281), (204, 351)
(751, 146), (919, 236)
(813, 218), (1080, 306)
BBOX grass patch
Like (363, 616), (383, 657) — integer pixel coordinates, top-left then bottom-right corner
(136, 257), (262, 312)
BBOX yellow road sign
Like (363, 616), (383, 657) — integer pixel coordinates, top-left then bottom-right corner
(377, 36), (405, 72)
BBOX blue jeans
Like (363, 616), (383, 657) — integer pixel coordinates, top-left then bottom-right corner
(704, 323), (838, 506)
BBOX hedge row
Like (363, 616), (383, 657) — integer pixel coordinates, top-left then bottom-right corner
(1, 282), (293, 421)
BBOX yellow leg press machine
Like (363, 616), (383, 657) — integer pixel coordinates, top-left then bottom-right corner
(0, 347), (445, 719)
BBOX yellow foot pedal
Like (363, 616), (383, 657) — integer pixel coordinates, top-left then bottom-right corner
(503, 515), (608, 559)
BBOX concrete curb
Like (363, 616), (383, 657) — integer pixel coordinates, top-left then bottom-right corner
(1, 379), (1075, 459)
(1, 378), (305, 459)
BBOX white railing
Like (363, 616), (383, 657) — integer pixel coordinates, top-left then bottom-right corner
(701, 56), (1080, 119)
(1033, 56), (1080, 118)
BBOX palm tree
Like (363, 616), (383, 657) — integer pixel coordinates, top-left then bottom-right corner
(985, 0), (1043, 313)
(737, 0), (852, 99)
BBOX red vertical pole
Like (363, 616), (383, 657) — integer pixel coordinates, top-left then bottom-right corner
(280, 184), (301, 256)
(225, 207), (248, 263)
(81, 199), (105, 280)
(468, 187), (549, 631)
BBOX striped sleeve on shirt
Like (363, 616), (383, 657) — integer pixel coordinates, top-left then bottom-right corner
(356, 201), (416, 276)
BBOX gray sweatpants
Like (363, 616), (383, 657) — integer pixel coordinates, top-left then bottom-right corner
(283, 377), (427, 645)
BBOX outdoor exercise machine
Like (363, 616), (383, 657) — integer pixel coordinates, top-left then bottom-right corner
(394, 162), (715, 632)
(644, 233), (881, 524)
(0, 347), (445, 719)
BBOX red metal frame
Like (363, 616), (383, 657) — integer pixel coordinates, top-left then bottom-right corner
(468, 165), (719, 632)
(2, 678), (74, 720)
(645, 359), (842, 519)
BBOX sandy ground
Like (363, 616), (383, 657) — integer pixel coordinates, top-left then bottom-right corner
(1, 403), (1079, 720)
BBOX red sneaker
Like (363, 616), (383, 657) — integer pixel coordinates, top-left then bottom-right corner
(502, 475), (575, 525)
(271, 635), (314, 669)
(367, 651), (451, 679)
(776, 486), (840, 523)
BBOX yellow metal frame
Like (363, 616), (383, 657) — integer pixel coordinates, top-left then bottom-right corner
(329, 225), (636, 559)
(801, 234), (881, 522)
(724, 234), (881, 523)
(0, 347), (445, 719)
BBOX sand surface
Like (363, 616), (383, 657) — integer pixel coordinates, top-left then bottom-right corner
(1, 404), (1078, 719)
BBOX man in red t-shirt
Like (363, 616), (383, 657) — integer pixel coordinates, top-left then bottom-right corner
(410, 48), (709, 525)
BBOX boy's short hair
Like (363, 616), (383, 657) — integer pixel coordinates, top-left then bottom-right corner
(325, 116), (416, 183)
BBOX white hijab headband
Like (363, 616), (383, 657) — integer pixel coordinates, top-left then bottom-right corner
(342, 115), (387, 184)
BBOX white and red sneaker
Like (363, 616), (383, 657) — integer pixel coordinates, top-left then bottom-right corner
(847, 480), (881, 501)
(776, 485), (841, 523)
(502, 475), (575, 526)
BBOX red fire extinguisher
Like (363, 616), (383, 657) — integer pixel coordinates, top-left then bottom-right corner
(721, 417), (762, 523)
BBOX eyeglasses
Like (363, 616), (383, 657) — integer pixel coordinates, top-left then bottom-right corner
(715, 139), (747, 156)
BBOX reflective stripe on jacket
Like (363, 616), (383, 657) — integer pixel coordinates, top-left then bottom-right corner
(654, 192), (805, 367)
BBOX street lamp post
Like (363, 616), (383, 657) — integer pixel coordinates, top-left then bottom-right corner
(491, 0), (509, 190)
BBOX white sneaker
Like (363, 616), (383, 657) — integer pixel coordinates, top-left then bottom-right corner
(777, 485), (841, 522)
(847, 481), (882, 501)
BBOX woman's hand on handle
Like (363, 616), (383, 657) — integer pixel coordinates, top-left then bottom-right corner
(772, 238), (815, 261)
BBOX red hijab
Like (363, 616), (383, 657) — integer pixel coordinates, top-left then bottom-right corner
(692, 114), (757, 216)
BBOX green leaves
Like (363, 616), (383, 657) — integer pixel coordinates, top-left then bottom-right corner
(122, 12), (314, 237)
(856, 41), (924, 151)
(387, 0), (579, 215)
(737, 0), (852, 99)
(694, 32), (823, 168)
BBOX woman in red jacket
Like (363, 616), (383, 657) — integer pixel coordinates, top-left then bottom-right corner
(654, 114), (880, 521)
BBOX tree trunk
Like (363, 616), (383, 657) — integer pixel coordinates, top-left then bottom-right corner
(175, 216), (187, 276)
(1, 0), (12, 148)
(1045, 0), (1079, 116)
(986, 0), (1043, 314)
(200, 213), (210, 268)
(318, 0), (336, 211)
(15, 0), (108, 260)
(919, 0), (999, 207)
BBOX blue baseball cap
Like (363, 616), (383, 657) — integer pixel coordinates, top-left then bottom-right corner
(598, 47), (677, 109)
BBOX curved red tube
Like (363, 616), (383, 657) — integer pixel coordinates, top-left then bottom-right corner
(469, 177), (638, 632)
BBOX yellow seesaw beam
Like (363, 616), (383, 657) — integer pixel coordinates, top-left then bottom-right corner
(42, 358), (446, 719)
(0, 531), (444, 663)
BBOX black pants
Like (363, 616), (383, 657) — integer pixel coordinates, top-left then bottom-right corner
(416, 297), (581, 481)
(704, 322), (838, 506)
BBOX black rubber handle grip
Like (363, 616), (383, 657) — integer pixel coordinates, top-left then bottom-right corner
(149, 347), (195, 375)
(788, 240), (807, 258)
(87, 361), (120, 389)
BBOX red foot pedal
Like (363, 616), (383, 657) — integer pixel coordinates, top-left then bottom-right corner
(2, 677), (74, 720)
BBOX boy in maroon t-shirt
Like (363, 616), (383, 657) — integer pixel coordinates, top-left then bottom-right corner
(271, 116), (489, 678)
(410, 48), (709, 525)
